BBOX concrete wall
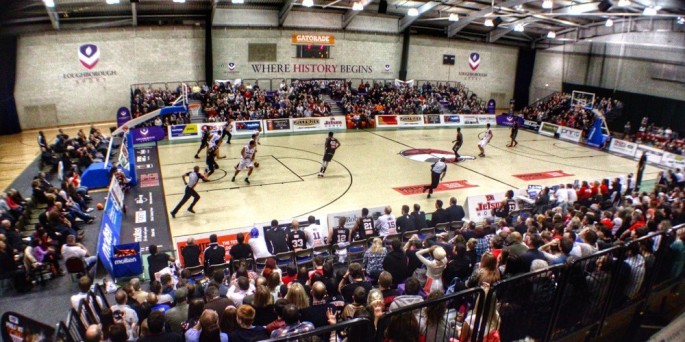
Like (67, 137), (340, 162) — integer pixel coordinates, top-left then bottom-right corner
(15, 27), (205, 129)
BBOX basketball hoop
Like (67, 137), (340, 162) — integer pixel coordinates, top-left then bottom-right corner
(188, 103), (202, 117)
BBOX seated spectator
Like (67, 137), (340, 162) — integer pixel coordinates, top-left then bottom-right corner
(338, 262), (373, 303)
(227, 276), (255, 306)
(270, 304), (315, 338)
(70, 276), (100, 310)
(147, 293), (170, 313)
(229, 233), (253, 265)
(384, 311), (420, 342)
(389, 277), (423, 312)
(138, 311), (183, 341)
(383, 238), (408, 285)
(442, 243), (473, 289)
(108, 323), (129, 342)
(181, 237), (201, 268)
(342, 286), (367, 321)
(299, 281), (335, 328)
(185, 309), (229, 342)
(181, 299), (205, 333)
(363, 237), (388, 279)
(285, 282), (309, 310)
(231, 305), (269, 342)
(203, 234), (227, 274)
(61, 234), (96, 278)
(165, 288), (189, 334)
(204, 285), (235, 320)
(219, 306), (238, 336)
(147, 244), (174, 283)
(84, 324), (103, 342)
(419, 290), (449, 342)
(465, 252), (501, 288)
(129, 278), (148, 304)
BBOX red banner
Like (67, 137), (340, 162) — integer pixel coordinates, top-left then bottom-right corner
(513, 170), (573, 181)
(393, 180), (477, 196)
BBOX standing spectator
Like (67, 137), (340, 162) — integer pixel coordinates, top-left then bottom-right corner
(623, 242), (646, 301)
(181, 238), (201, 268)
(383, 238), (408, 285)
(165, 288), (189, 334)
(110, 289), (139, 340)
(269, 304), (315, 338)
(416, 245), (447, 294)
(147, 244), (174, 283)
(338, 263), (373, 303)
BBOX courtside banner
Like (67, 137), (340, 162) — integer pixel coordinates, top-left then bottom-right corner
(397, 115), (424, 126)
(442, 114), (461, 126)
(476, 115), (497, 125)
(538, 122), (559, 137)
(523, 119), (540, 131)
(608, 138), (638, 158)
(169, 124), (200, 140)
(292, 118), (324, 131)
(327, 206), (387, 231)
(265, 118), (292, 133)
(321, 116), (346, 130)
(558, 126), (583, 143)
(233, 120), (262, 136)
(376, 115), (399, 127)
(461, 115), (479, 126)
(464, 191), (518, 222)
(636, 144), (664, 164)
(661, 152), (685, 170)
(174, 225), (254, 266)
(423, 114), (442, 127)
(495, 114), (524, 127)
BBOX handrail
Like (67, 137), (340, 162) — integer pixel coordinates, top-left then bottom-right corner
(262, 318), (373, 342)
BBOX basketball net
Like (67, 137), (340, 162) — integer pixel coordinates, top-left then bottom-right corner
(188, 103), (202, 117)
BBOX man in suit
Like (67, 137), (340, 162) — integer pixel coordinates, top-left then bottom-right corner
(430, 199), (449, 227)
(411, 204), (428, 229)
(395, 205), (416, 233)
(203, 234), (226, 274)
(446, 197), (466, 222)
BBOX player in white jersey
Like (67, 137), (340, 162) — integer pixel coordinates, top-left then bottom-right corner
(303, 216), (328, 249)
(375, 206), (397, 238)
(231, 140), (257, 184)
(478, 123), (493, 158)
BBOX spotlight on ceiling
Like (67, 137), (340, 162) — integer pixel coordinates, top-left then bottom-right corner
(617, 0), (630, 7)
(173, 0), (186, 3)
(542, 0), (553, 10)
(302, 0), (313, 7)
(232, 0), (244, 4)
(677, 17), (685, 25)
(514, 23), (525, 32)
(605, 18), (614, 27)
(484, 19), (494, 27)
(43, 0), (55, 7)
(106, 0), (120, 4)
(407, 8), (419, 16)
(449, 13), (459, 22)
(547, 31), (556, 39)
(352, 1), (364, 11)
(643, 6), (659, 16)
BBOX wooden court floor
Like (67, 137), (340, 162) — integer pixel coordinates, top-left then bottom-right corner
(159, 127), (662, 237)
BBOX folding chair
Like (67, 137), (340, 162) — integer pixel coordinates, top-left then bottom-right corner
(184, 265), (204, 280)
(435, 222), (449, 235)
(402, 230), (419, 242)
(295, 249), (314, 268)
(348, 240), (367, 264)
(274, 251), (295, 271)
(65, 257), (86, 282)
(312, 245), (331, 258)
(207, 262), (231, 277)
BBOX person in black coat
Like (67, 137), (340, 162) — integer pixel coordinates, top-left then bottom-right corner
(382, 239), (408, 286)
(442, 243), (473, 289)
(395, 205), (416, 233)
(411, 204), (428, 229)
(446, 197), (466, 222)
(203, 234), (226, 274)
(430, 199), (449, 227)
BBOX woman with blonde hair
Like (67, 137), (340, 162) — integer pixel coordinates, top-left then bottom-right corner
(284, 282), (309, 310)
(363, 237), (387, 279)
(416, 245), (447, 294)
(252, 285), (277, 326)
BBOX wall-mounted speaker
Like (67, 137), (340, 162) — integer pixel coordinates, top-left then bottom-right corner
(443, 54), (455, 65)
(378, 0), (387, 14)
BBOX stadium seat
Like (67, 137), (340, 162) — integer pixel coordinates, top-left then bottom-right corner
(207, 262), (231, 277)
(65, 257), (86, 282)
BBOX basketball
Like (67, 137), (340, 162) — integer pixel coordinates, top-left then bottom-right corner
(97, 203), (104, 210)
(254, 162), (260, 168)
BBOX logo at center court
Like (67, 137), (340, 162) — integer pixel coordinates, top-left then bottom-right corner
(469, 52), (481, 71)
(400, 148), (475, 163)
(78, 44), (100, 70)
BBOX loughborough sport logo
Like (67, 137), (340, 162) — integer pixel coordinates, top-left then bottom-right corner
(469, 52), (481, 71)
(78, 44), (100, 70)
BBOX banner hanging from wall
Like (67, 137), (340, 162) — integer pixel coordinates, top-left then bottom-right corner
(495, 114), (524, 127)
(486, 99), (496, 114)
(116, 107), (131, 127)
(131, 126), (166, 144)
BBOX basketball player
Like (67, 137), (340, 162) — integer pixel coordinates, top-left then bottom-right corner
(218, 122), (231, 159)
(223, 120), (233, 145)
(507, 121), (519, 147)
(287, 220), (306, 252)
(375, 206), (397, 238)
(318, 132), (341, 177)
(329, 217), (350, 246)
(352, 208), (377, 241)
(422, 157), (447, 199)
(452, 127), (463, 162)
(231, 140), (256, 184)
(206, 130), (221, 176)
(304, 216), (327, 248)
(264, 220), (290, 255)
(478, 123), (493, 157)
(194, 126), (210, 159)
(170, 165), (209, 218)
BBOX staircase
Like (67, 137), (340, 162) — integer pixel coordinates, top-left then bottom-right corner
(321, 94), (344, 116)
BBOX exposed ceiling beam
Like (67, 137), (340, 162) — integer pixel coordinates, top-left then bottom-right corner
(131, 2), (137, 26)
(279, 0), (296, 26)
(448, 0), (537, 37)
(44, 2), (60, 30)
(210, 0), (217, 26)
(398, 1), (440, 32)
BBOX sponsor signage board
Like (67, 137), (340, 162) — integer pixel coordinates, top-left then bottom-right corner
(442, 115), (461, 126)
(116, 107), (131, 127)
(495, 114), (524, 127)
(266, 118), (292, 133)
(558, 126), (583, 143)
(423, 114), (442, 126)
(608, 138), (638, 158)
(477, 115), (496, 125)
(539, 122), (559, 137)
(461, 115), (479, 126)
(233, 120), (262, 136)
(169, 124), (200, 140)
(464, 191), (518, 222)
(322, 116), (345, 129)
(376, 115), (399, 127)
(131, 126), (166, 144)
(397, 115), (424, 126)
(291, 34), (336, 45)
(522, 119), (540, 131)
(661, 152), (685, 169)
(636, 144), (664, 164)
(292, 118), (324, 131)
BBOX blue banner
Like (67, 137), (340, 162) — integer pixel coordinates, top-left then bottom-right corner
(131, 126), (166, 144)
(116, 107), (131, 127)
(495, 114), (524, 127)
(97, 189), (123, 276)
(587, 118), (606, 147)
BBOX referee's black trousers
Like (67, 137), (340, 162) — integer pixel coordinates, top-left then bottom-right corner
(172, 186), (200, 214)
(428, 171), (441, 194)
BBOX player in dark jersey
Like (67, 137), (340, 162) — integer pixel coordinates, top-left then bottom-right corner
(352, 208), (377, 241)
(264, 219), (290, 254)
(194, 126), (210, 159)
(287, 220), (306, 252)
(318, 131), (341, 177)
(507, 122), (519, 147)
(452, 127), (463, 162)
(329, 217), (350, 245)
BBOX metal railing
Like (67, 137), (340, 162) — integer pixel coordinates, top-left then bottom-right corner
(264, 318), (374, 342)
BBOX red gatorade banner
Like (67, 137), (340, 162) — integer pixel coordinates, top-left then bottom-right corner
(393, 180), (477, 196)
(513, 170), (573, 181)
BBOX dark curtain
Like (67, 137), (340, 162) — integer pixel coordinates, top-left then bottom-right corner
(562, 82), (685, 134)
(205, 13), (213, 85)
(513, 48), (536, 110)
(0, 36), (21, 135)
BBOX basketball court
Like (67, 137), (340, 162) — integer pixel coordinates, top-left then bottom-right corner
(160, 126), (662, 238)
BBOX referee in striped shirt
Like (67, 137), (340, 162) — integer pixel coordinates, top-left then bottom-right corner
(170, 166), (208, 218)
(423, 157), (447, 199)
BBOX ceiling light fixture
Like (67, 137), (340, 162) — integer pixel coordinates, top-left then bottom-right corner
(232, 0), (244, 3)
(407, 8), (419, 16)
(43, 0), (55, 7)
(484, 18), (494, 27)
(449, 13), (459, 22)
(643, 6), (658, 16)
(106, 0), (120, 4)
(605, 18), (613, 26)
(542, 0), (553, 9)
(352, 1), (364, 11)
(303, 0), (313, 7)
(173, 0), (186, 3)
(677, 17), (685, 25)
(617, 0), (631, 7)
(514, 23), (525, 32)
(547, 31), (556, 38)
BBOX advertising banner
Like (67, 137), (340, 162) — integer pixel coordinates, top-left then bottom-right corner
(464, 191), (518, 222)
(660, 152), (685, 169)
(327, 206), (387, 231)
(442, 115), (462, 126)
(461, 115), (479, 126)
(476, 115), (497, 125)
(608, 138), (638, 158)
(116, 107), (131, 127)
(495, 114), (524, 127)
(397, 115), (424, 126)
(97, 179), (124, 276)
(636, 144), (664, 165)
(376, 115), (399, 127)
(233, 120), (262, 136)
(321, 116), (346, 130)
(265, 118), (293, 133)
(486, 99), (496, 114)
(169, 124), (200, 140)
(131, 126), (166, 144)
(423, 114), (442, 126)
(558, 126), (583, 143)
(538, 122), (559, 137)
(522, 119), (540, 131)
(292, 118), (324, 131)
(1, 312), (55, 342)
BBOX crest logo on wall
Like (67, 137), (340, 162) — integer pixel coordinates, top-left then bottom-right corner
(228, 62), (236, 71)
(468, 52), (481, 71)
(78, 44), (100, 70)
(384, 64), (391, 72)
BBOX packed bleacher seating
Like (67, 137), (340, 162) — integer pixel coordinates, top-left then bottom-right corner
(130, 86), (192, 128)
(621, 117), (685, 155)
